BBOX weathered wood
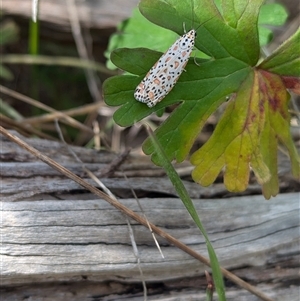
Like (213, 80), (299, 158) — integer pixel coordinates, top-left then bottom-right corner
(1, 194), (299, 300)
(1, 132), (299, 300)
(2, 193), (299, 283)
(1, 132), (296, 201)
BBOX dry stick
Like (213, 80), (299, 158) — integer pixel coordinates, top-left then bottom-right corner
(1, 54), (116, 75)
(66, 0), (102, 101)
(0, 114), (56, 140)
(92, 121), (101, 151)
(24, 103), (103, 125)
(0, 85), (93, 135)
(66, 0), (103, 146)
(0, 127), (274, 301)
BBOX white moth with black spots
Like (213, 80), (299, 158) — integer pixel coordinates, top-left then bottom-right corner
(134, 29), (196, 108)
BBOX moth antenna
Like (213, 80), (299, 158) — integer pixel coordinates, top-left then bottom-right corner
(183, 22), (187, 34)
(193, 54), (201, 67)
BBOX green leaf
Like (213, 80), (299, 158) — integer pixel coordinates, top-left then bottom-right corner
(105, 0), (287, 69)
(139, 0), (263, 64)
(142, 61), (250, 162)
(111, 48), (162, 76)
(258, 27), (273, 47)
(258, 3), (288, 45)
(258, 28), (300, 77)
(103, 0), (299, 198)
(258, 3), (288, 26)
(105, 7), (178, 70)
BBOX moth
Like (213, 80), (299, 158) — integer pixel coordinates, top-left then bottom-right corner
(134, 29), (196, 108)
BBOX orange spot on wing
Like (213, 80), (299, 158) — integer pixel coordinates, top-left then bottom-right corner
(148, 91), (155, 99)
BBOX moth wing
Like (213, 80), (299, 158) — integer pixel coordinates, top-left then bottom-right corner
(134, 30), (195, 107)
(144, 39), (194, 107)
(134, 57), (166, 103)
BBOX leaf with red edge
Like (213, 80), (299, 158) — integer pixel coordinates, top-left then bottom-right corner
(258, 71), (300, 198)
(191, 68), (300, 198)
(190, 71), (270, 193)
